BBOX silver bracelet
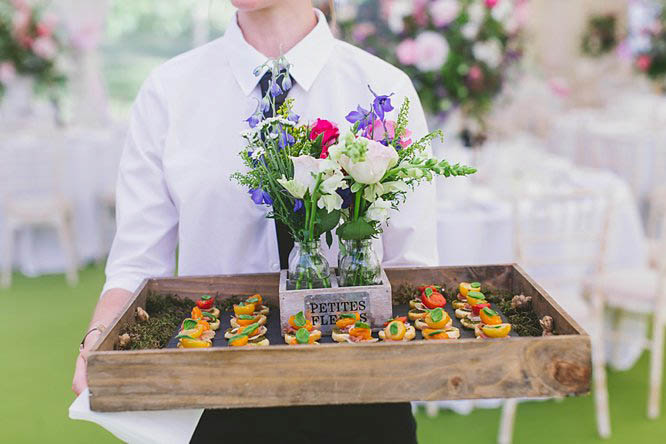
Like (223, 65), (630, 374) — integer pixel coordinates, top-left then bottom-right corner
(79, 325), (106, 353)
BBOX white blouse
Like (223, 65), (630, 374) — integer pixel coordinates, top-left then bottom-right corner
(103, 9), (438, 295)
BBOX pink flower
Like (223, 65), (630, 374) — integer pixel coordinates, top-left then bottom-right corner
(12, 9), (31, 36)
(468, 65), (483, 82)
(310, 119), (340, 158)
(36, 14), (58, 38)
(549, 77), (571, 97)
(485, 0), (499, 8)
(396, 38), (419, 65)
(429, 0), (460, 27)
(636, 55), (652, 72)
(414, 31), (449, 72)
(367, 119), (413, 148)
(352, 22), (376, 42)
(32, 36), (58, 60)
(0, 62), (17, 84)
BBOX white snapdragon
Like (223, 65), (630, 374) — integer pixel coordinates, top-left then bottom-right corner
(318, 193), (344, 213)
(277, 176), (307, 199)
(366, 198), (392, 224)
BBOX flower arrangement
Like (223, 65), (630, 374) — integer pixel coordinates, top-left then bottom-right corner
(634, 5), (666, 92)
(581, 14), (620, 58)
(333, 0), (526, 147)
(233, 58), (476, 289)
(0, 0), (66, 101)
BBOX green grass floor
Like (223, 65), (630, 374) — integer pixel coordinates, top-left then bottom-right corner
(1, 264), (665, 443)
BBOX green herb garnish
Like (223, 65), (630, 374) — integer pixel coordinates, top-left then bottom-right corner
(242, 323), (260, 336)
(238, 314), (255, 320)
(182, 319), (198, 330)
(355, 321), (370, 329)
(427, 330), (445, 337)
(295, 328), (310, 344)
(200, 295), (212, 301)
(425, 287), (433, 297)
(228, 333), (248, 343)
(176, 334), (195, 340)
(468, 291), (485, 299)
(482, 307), (498, 317)
(429, 308), (444, 323)
(471, 282), (481, 289)
(389, 322), (399, 336)
(339, 313), (357, 319)
(294, 311), (306, 327)
(246, 297), (259, 304)
(202, 312), (217, 321)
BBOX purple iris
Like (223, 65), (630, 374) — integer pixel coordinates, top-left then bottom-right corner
(287, 111), (300, 123)
(245, 113), (260, 128)
(270, 81), (282, 97)
(337, 188), (353, 209)
(368, 85), (394, 121)
(293, 199), (304, 212)
(249, 188), (273, 205)
(345, 105), (372, 130)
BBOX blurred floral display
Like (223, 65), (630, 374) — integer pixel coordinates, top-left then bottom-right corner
(581, 14), (620, 58)
(635, 4), (666, 91)
(331, 0), (526, 146)
(0, 0), (67, 101)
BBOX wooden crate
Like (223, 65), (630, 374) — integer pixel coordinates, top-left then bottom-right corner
(87, 265), (591, 412)
(278, 268), (392, 335)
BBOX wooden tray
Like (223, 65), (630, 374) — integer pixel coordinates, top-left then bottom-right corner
(87, 265), (591, 412)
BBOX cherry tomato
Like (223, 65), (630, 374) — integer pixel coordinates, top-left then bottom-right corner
(471, 303), (491, 316)
(196, 295), (214, 310)
(383, 316), (407, 327)
(421, 288), (447, 309)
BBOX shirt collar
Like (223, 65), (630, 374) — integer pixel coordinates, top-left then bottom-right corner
(222, 9), (335, 96)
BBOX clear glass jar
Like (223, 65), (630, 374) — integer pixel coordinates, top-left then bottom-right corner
(338, 239), (382, 287)
(287, 240), (331, 290)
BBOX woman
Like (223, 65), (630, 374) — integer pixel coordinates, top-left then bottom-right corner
(73, 1), (437, 442)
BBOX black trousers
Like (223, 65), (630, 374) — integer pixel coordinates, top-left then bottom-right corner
(190, 403), (417, 444)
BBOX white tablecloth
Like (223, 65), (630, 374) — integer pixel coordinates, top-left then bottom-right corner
(0, 125), (124, 275)
(548, 92), (666, 203)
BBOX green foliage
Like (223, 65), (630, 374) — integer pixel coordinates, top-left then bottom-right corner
(581, 14), (619, 57)
(337, 218), (377, 241)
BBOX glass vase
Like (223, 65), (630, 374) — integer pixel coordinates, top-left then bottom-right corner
(287, 240), (331, 290)
(338, 239), (382, 287)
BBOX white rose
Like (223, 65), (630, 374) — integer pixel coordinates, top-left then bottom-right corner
(429, 0), (460, 27)
(320, 170), (347, 195)
(415, 31), (450, 72)
(473, 39), (503, 69)
(318, 193), (344, 213)
(366, 198), (392, 224)
(277, 176), (307, 199)
(336, 138), (399, 185)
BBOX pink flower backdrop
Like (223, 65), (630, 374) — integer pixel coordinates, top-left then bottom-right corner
(329, 0), (527, 145)
(0, 0), (67, 101)
(634, 4), (666, 89)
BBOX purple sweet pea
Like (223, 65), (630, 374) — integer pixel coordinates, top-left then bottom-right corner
(249, 188), (273, 205)
(245, 113), (260, 128)
(345, 105), (372, 130)
(368, 85), (394, 121)
(278, 128), (295, 149)
(293, 199), (304, 212)
(287, 111), (300, 123)
(281, 75), (293, 91)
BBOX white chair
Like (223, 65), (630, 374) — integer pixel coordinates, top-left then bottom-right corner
(647, 186), (666, 270)
(499, 191), (613, 443)
(0, 132), (78, 287)
(585, 191), (666, 421)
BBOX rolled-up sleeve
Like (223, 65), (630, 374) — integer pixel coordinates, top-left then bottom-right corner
(102, 73), (179, 295)
(381, 74), (439, 268)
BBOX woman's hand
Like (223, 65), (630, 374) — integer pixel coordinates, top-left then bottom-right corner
(72, 329), (101, 396)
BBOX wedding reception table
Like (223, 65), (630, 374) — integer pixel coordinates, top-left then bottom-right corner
(0, 125), (125, 276)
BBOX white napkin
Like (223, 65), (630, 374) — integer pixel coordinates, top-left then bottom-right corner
(69, 389), (203, 444)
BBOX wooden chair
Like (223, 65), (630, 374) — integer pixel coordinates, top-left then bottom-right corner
(647, 186), (666, 270)
(499, 191), (613, 443)
(0, 132), (78, 288)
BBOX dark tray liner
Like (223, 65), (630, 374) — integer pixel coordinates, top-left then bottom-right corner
(166, 299), (516, 348)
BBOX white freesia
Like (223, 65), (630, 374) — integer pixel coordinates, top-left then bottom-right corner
(318, 193), (344, 213)
(291, 155), (322, 193)
(277, 176), (307, 199)
(320, 170), (347, 195)
(335, 138), (399, 185)
(381, 181), (410, 194)
(366, 198), (392, 224)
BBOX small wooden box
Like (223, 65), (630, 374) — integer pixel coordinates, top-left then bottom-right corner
(87, 265), (591, 412)
(278, 269), (392, 335)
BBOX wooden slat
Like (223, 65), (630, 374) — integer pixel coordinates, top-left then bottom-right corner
(88, 335), (590, 412)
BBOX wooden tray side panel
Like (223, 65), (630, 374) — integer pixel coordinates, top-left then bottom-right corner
(148, 273), (280, 305)
(94, 281), (149, 352)
(88, 335), (590, 412)
(384, 265), (514, 295)
(511, 265), (587, 336)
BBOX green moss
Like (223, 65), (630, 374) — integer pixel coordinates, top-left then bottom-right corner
(484, 287), (542, 337)
(393, 283), (419, 305)
(116, 294), (193, 350)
